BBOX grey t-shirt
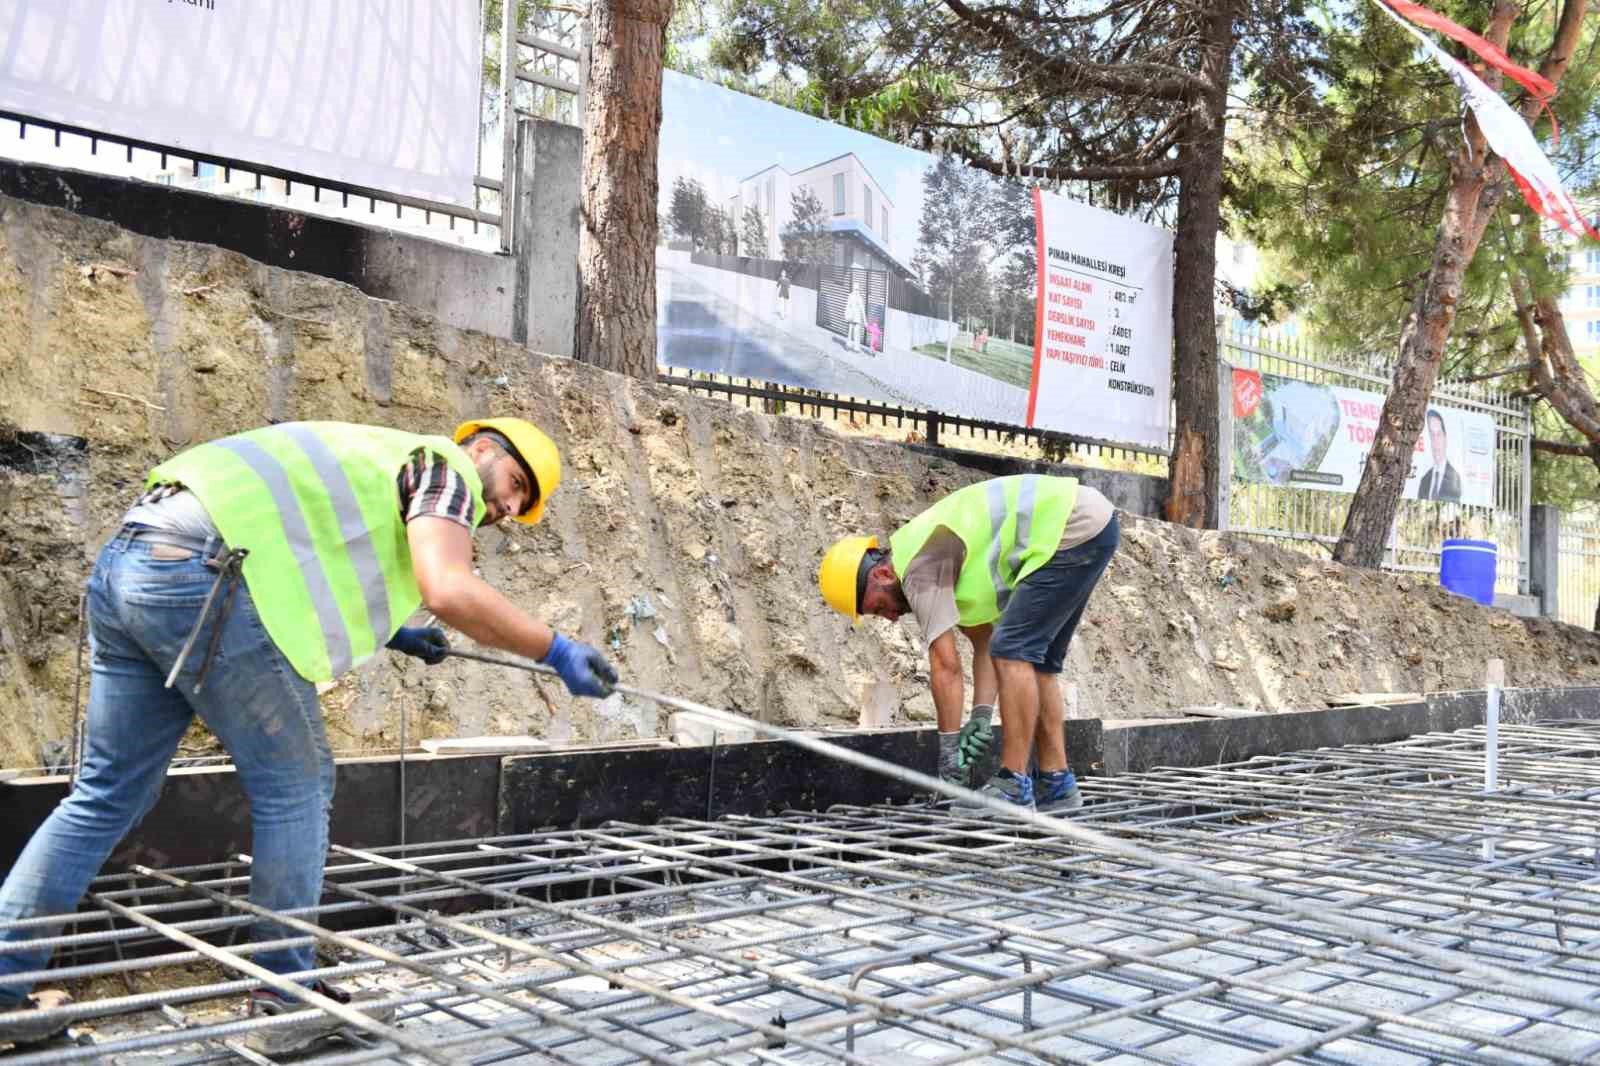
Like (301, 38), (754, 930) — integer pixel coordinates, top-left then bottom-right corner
(121, 486), (221, 539)
(897, 485), (1116, 651)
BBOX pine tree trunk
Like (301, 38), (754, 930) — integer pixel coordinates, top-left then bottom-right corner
(575, 0), (675, 379)
(1163, 0), (1234, 528)
(1332, 1), (1526, 568)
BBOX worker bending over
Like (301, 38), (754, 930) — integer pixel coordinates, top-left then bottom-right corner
(0, 419), (615, 1054)
(820, 474), (1118, 812)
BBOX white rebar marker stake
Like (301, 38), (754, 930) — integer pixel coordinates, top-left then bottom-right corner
(1482, 658), (1504, 862)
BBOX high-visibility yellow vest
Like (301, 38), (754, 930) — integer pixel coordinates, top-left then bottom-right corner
(149, 422), (484, 682)
(888, 475), (1078, 626)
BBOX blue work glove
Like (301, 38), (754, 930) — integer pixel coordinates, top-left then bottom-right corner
(957, 704), (995, 771)
(541, 633), (618, 698)
(386, 626), (450, 665)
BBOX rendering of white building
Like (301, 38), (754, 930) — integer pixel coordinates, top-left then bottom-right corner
(728, 153), (912, 277)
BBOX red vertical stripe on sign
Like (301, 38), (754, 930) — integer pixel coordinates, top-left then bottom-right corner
(1025, 187), (1046, 428)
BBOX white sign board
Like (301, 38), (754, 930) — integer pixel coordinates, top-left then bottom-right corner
(0, 1), (481, 206)
(1027, 188), (1174, 450)
(1230, 369), (1497, 507)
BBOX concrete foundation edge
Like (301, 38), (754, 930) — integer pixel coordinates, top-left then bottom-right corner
(3, 685), (1596, 876)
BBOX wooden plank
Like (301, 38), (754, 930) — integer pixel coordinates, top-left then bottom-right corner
(1325, 693), (1424, 708)
(419, 736), (549, 755)
(1178, 705), (1263, 719)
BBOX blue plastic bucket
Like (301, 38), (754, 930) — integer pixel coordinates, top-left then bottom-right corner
(1440, 539), (1497, 606)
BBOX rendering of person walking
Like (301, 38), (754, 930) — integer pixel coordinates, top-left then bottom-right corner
(844, 280), (866, 348)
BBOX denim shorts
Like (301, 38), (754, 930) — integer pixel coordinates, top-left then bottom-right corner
(989, 513), (1120, 673)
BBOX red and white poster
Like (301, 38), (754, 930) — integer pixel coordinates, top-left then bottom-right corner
(1026, 188), (1174, 450)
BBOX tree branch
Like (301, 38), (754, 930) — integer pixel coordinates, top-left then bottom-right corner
(957, 148), (1185, 181)
(1533, 439), (1600, 458)
(940, 0), (1208, 101)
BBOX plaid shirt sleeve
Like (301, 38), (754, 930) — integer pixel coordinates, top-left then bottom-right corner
(397, 448), (477, 529)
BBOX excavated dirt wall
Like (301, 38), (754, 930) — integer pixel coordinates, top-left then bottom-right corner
(2, 193), (1599, 768)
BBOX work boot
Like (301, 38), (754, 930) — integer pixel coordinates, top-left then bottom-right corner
(951, 768), (1035, 814)
(245, 981), (396, 1057)
(1035, 769), (1083, 813)
(0, 990), (74, 1046)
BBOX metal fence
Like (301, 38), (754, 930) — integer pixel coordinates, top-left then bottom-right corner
(656, 369), (1171, 472)
(0, 2), (584, 253)
(1559, 519), (1600, 628)
(1222, 329), (1534, 596)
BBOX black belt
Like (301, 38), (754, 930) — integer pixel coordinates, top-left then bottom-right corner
(123, 525), (227, 560)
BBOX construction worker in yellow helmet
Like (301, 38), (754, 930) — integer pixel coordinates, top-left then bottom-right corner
(819, 475), (1119, 815)
(0, 417), (615, 1055)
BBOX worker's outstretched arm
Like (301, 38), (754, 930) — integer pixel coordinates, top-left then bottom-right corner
(407, 516), (615, 697)
(928, 630), (965, 734)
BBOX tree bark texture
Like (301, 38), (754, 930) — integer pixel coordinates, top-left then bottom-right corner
(575, 0), (675, 379)
(1163, 0), (1234, 529)
(1332, 0), (1586, 568)
(1331, 1), (1521, 568)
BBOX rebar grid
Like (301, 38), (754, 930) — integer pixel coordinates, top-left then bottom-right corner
(6, 721), (1600, 1064)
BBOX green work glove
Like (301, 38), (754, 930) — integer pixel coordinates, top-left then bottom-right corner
(957, 704), (995, 771)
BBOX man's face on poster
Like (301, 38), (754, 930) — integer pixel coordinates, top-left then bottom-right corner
(1427, 413), (1447, 467)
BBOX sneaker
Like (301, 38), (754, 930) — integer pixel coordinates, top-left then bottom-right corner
(246, 981), (396, 1056)
(0, 990), (73, 1046)
(952, 768), (1036, 814)
(1035, 770), (1083, 813)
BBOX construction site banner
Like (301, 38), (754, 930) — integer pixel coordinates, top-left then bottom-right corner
(0, 1), (481, 206)
(1026, 189), (1174, 449)
(1230, 369), (1497, 506)
(655, 71), (1175, 451)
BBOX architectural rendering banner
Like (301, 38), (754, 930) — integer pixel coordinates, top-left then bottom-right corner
(0, 1), (481, 206)
(1230, 369), (1497, 507)
(655, 71), (1176, 451)
(1027, 188), (1175, 449)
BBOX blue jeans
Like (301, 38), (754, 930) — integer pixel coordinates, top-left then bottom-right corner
(990, 513), (1121, 673)
(0, 530), (334, 1006)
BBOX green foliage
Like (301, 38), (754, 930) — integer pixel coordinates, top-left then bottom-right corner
(669, 175), (741, 256)
(1534, 401), (1600, 511)
(781, 186), (830, 265)
(739, 203), (769, 258)
(481, 0), (555, 88)
(1231, 1), (1598, 362)
(912, 155), (1032, 325)
(669, 176), (709, 248)
(1231, 1), (1600, 507)
(704, 204), (737, 255)
(707, 0), (1324, 227)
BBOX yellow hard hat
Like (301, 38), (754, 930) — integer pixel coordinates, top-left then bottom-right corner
(818, 535), (880, 621)
(454, 418), (561, 525)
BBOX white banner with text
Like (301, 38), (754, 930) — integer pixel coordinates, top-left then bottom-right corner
(0, 1), (481, 205)
(1026, 188), (1174, 450)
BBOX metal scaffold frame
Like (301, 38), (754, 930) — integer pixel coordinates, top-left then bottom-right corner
(6, 721), (1600, 1064)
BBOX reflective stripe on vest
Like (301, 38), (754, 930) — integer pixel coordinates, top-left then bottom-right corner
(889, 474), (1078, 627)
(149, 423), (485, 682)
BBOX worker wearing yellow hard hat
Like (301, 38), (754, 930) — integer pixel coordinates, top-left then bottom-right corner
(452, 417), (562, 525)
(820, 475), (1120, 815)
(0, 416), (615, 1054)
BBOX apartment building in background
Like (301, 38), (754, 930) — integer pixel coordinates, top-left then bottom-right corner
(1558, 212), (1600, 359)
(728, 153), (914, 278)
